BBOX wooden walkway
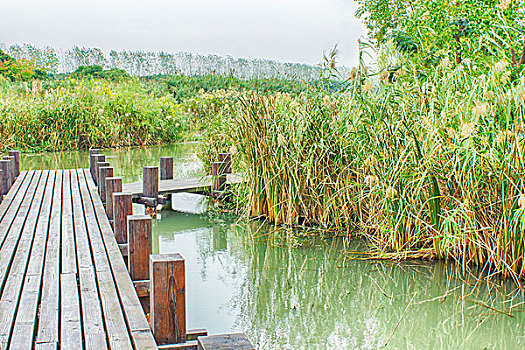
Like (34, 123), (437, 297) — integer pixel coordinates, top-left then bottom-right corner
(0, 169), (157, 349)
(122, 174), (243, 197)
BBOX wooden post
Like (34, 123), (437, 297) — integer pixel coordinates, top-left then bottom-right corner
(0, 170), (3, 202)
(143, 166), (159, 198)
(4, 156), (15, 187)
(113, 192), (133, 243)
(8, 150), (20, 178)
(150, 254), (186, 345)
(98, 166), (113, 204)
(0, 159), (11, 194)
(218, 153), (232, 174)
(105, 177), (123, 221)
(89, 148), (100, 180)
(211, 162), (226, 195)
(160, 157), (173, 180)
(127, 215), (152, 281)
(92, 154), (105, 185)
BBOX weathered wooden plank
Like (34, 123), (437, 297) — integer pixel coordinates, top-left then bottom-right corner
(197, 334), (255, 350)
(70, 169), (108, 350)
(11, 171), (61, 348)
(35, 170), (63, 346)
(0, 171), (32, 242)
(0, 170), (28, 222)
(123, 174), (243, 197)
(60, 273), (82, 349)
(61, 170), (77, 275)
(77, 169), (133, 350)
(83, 169), (157, 349)
(0, 170), (52, 347)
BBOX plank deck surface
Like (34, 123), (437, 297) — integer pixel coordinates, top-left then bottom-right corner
(0, 169), (158, 350)
(122, 174), (243, 197)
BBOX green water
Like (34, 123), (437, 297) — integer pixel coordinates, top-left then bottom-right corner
(26, 144), (525, 349)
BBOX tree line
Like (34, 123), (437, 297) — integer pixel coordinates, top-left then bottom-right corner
(0, 43), (321, 80)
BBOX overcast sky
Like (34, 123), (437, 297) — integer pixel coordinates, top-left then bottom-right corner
(0, 0), (366, 66)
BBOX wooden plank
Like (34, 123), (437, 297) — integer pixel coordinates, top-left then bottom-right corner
(35, 170), (63, 347)
(0, 171), (29, 222)
(123, 174), (244, 197)
(0, 171), (34, 248)
(77, 169), (133, 350)
(0, 170), (51, 347)
(83, 169), (157, 350)
(61, 170), (76, 275)
(60, 273), (82, 349)
(11, 171), (61, 348)
(197, 334), (255, 350)
(158, 341), (198, 350)
(70, 169), (108, 350)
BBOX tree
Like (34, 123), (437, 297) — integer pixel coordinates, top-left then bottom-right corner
(355, 0), (525, 67)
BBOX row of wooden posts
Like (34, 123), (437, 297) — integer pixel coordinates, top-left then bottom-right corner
(0, 150), (20, 202)
(88, 149), (253, 350)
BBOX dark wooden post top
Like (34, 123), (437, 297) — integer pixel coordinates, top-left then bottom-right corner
(143, 166), (159, 198)
(105, 177), (123, 221)
(8, 150), (20, 178)
(113, 192), (133, 243)
(127, 215), (152, 281)
(160, 157), (174, 180)
(150, 253), (186, 345)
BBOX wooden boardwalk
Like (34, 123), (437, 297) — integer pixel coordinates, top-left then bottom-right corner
(122, 174), (243, 197)
(0, 169), (157, 349)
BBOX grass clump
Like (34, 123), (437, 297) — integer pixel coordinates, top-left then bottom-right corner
(0, 77), (186, 151)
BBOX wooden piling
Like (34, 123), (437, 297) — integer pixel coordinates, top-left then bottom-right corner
(127, 215), (152, 281)
(150, 254), (186, 345)
(211, 162), (226, 194)
(160, 157), (174, 180)
(4, 156), (15, 187)
(98, 166), (113, 204)
(113, 192), (133, 243)
(89, 148), (100, 180)
(8, 150), (20, 178)
(0, 159), (11, 194)
(105, 177), (122, 221)
(143, 166), (159, 198)
(91, 154), (105, 185)
(218, 153), (232, 174)
(0, 170), (3, 202)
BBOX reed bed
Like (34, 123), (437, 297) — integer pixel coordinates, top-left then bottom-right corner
(0, 77), (186, 151)
(203, 59), (525, 281)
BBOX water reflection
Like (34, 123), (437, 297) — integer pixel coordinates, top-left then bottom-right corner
(155, 211), (525, 350)
(22, 143), (203, 182)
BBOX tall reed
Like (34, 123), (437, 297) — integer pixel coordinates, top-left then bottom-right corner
(205, 61), (525, 281)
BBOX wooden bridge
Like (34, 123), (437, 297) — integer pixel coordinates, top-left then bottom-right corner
(0, 151), (253, 350)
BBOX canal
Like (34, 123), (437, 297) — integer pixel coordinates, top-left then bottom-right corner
(25, 143), (525, 349)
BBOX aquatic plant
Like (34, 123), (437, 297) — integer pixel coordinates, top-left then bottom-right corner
(0, 78), (186, 151)
(202, 52), (525, 282)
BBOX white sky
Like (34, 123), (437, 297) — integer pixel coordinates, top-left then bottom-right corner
(0, 0), (366, 66)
